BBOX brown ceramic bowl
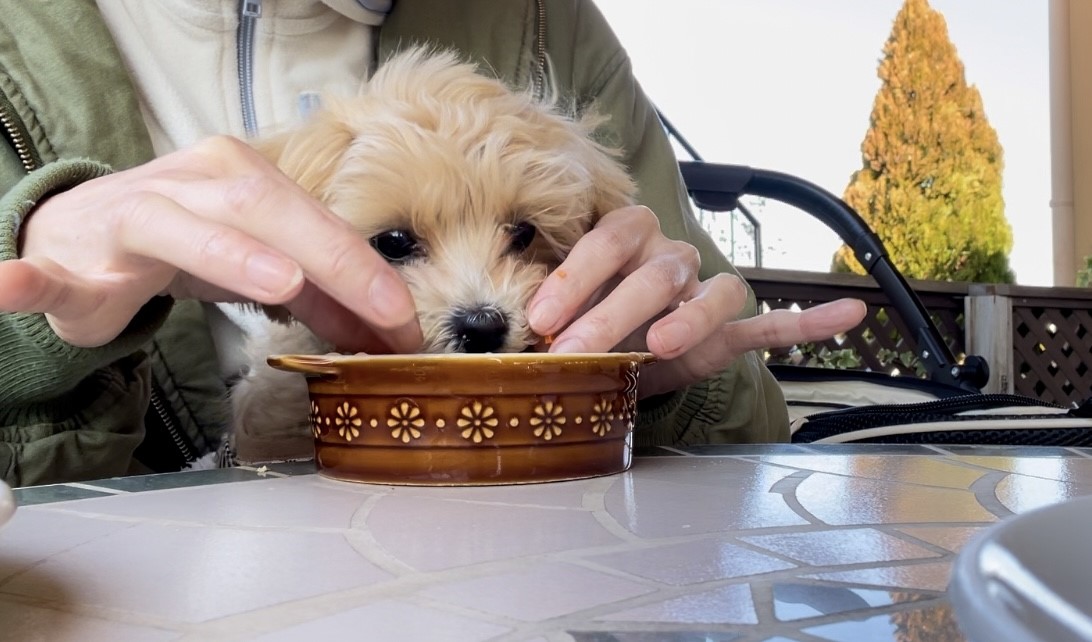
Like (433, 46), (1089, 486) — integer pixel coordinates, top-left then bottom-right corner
(267, 352), (655, 486)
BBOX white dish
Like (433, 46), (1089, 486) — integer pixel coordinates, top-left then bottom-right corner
(0, 479), (14, 530)
(950, 494), (1092, 642)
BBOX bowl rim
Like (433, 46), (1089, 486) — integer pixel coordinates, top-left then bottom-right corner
(268, 351), (656, 376)
(272, 351), (655, 364)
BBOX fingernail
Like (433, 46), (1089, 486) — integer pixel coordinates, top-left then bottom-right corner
(652, 321), (690, 355)
(529, 297), (563, 333)
(368, 270), (416, 326)
(812, 299), (866, 330)
(246, 253), (302, 297)
(550, 337), (585, 354)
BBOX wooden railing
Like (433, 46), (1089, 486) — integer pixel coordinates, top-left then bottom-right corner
(967, 283), (1092, 406)
(740, 267), (1092, 407)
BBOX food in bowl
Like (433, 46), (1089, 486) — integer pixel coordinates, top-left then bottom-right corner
(268, 352), (654, 486)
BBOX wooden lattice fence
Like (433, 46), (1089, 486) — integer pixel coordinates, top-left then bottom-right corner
(740, 268), (1092, 407)
(968, 283), (1092, 407)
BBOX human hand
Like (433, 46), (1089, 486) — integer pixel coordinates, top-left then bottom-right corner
(527, 206), (867, 398)
(0, 136), (422, 353)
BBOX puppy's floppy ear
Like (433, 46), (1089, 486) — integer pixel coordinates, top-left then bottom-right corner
(573, 112), (639, 222)
(252, 108), (355, 198)
(586, 145), (638, 221)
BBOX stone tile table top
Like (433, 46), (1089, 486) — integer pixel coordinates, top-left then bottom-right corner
(4, 444), (1091, 641)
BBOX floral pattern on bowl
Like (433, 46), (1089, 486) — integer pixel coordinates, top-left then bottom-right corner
(269, 352), (653, 486)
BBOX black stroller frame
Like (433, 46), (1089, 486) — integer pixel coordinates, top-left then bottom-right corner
(677, 160), (990, 394)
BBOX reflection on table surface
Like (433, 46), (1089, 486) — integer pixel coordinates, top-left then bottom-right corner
(4, 443), (1091, 641)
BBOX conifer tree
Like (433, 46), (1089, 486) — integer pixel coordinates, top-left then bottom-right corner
(833, 0), (1014, 283)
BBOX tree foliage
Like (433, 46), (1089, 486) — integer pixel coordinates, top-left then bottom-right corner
(1078, 255), (1092, 287)
(833, 0), (1014, 283)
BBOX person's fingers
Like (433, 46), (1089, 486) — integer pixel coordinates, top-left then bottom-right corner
(636, 298), (868, 399)
(142, 138), (423, 350)
(527, 206), (659, 337)
(148, 137), (412, 321)
(0, 257), (144, 347)
(283, 282), (422, 354)
(12, 136), (422, 350)
(723, 298), (868, 357)
(0, 258), (98, 318)
(156, 174), (420, 338)
(113, 191), (305, 302)
(548, 244), (701, 354)
(644, 272), (749, 358)
(686, 298), (868, 385)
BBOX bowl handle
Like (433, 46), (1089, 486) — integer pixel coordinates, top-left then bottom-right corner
(267, 355), (341, 379)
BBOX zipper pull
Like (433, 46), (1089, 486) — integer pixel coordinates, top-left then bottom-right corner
(241, 0), (262, 18)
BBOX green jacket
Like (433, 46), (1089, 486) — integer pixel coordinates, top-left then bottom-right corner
(0, 0), (788, 487)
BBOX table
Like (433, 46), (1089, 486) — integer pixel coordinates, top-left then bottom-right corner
(3, 443), (1091, 641)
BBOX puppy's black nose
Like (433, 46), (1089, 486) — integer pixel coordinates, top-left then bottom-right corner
(452, 307), (509, 353)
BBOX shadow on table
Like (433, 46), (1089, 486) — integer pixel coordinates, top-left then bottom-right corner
(0, 558), (89, 639)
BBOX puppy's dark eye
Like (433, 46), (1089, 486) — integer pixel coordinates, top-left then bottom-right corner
(508, 221), (537, 253)
(370, 229), (420, 263)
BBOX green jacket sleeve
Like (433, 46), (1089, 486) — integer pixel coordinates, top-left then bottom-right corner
(548, 0), (789, 444)
(0, 160), (174, 485)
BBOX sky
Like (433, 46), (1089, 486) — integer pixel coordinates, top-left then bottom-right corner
(593, 0), (1052, 285)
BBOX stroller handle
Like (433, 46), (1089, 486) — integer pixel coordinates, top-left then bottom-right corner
(678, 160), (988, 393)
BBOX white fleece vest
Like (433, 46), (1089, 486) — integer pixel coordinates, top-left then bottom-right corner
(94, 0), (389, 377)
(95, 0), (386, 155)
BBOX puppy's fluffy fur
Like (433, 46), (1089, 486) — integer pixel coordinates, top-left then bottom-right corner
(229, 48), (636, 462)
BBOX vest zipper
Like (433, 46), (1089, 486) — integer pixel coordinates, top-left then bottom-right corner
(149, 382), (198, 465)
(532, 0), (547, 100)
(0, 92), (42, 173)
(237, 0), (262, 138)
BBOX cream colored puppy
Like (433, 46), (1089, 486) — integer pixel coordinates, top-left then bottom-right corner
(229, 48), (637, 462)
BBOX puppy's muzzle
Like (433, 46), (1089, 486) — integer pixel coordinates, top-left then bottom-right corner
(451, 306), (508, 353)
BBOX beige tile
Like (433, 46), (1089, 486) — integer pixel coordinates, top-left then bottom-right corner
(0, 597), (180, 642)
(805, 561), (953, 592)
(388, 478), (595, 509)
(957, 455), (1092, 484)
(2, 522), (391, 623)
(250, 599), (509, 641)
(597, 584), (756, 624)
(587, 537), (795, 586)
(740, 528), (938, 566)
(995, 473), (1092, 514)
(420, 561), (653, 621)
(366, 496), (620, 571)
(0, 509), (133, 584)
(604, 467), (807, 538)
(60, 476), (380, 530)
(794, 473), (996, 525)
(624, 456), (792, 488)
(758, 455), (984, 489)
(896, 526), (985, 553)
